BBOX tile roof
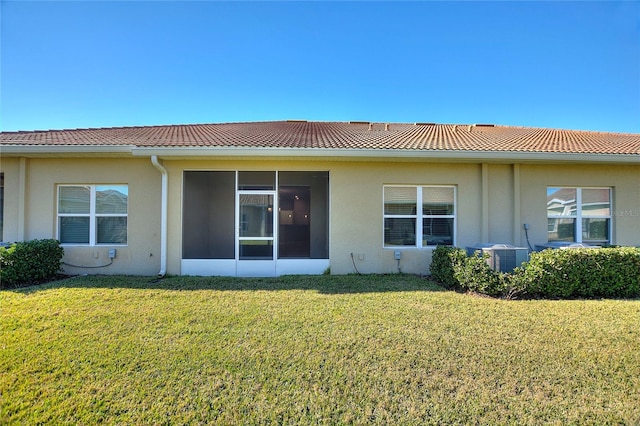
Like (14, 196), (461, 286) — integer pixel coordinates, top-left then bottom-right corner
(1, 121), (639, 155)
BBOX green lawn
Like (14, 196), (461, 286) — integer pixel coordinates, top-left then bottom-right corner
(2, 274), (639, 425)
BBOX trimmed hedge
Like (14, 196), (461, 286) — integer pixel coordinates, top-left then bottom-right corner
(0, 239), (64, 289)
(429, 245), (466, 290)
(513, 247), (640, 299)
(430, 245), (640, 299)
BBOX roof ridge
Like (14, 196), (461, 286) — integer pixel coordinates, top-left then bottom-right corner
(1, 120), (639, 136)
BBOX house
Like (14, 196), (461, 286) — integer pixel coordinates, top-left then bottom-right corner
(1, 121), (639, 277)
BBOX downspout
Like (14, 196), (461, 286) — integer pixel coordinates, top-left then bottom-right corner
(151, 156), (167, 277)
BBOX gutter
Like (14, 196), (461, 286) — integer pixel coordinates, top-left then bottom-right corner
(132, 147), (640, 164)
(150, 155), (168, 278)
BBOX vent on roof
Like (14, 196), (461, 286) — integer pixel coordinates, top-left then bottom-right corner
(474, 124), (495, 128)
(286, 119), (307, 123)
(349, 121), (370, 125)
(414, 122), (436, 126)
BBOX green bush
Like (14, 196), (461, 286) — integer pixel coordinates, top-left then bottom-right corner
(513, 247), (640, 299)
(430, 246), (466, 290)
(0, 239), (64, 289)
(430, 246), (513, 297)
(453, 251), (510, 297)
(430, 246), (640, 299)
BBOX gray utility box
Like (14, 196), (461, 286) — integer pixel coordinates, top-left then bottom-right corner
(466, 244), (530, 273)
(535, 242), (600, 251)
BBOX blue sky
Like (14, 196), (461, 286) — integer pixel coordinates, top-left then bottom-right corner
(1, 1), (639, 133)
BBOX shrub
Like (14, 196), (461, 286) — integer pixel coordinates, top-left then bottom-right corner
(430, 246), (513, 297)
(513, 247), (640, 299)
(453, 251), (510, 297)
(430, 246), (640, 299)
(0, 239), (64, 289)
(430, 246), (466, 290)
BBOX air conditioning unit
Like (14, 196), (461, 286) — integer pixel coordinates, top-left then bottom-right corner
(535, 242), (601, 251)
(466, 244), (529, 273)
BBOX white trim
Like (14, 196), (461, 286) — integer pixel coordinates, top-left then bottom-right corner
(547, 186), (612, 244)
(2, 144), (637, 164)
(57, 184), (129, 246)
(132, 147), (640, 164)
(237, 260), (276, 277)
(181, 258), (329, 277)
(181, 259), (236, 277)
(383, 185), (457, 249)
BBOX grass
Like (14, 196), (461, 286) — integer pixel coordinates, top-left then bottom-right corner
(2, 274), (640, 425)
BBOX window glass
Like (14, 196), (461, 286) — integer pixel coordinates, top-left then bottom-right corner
(547, 187), (611, 243)
(59, 186), (90, 214)
(423, 218), (454, 245)
(59, 217), (90, 244)
(423, 187), (455, 215)
(239, 194), (273, 238)
(58, 184), (128, 245)
(384, 218), (416, 247)
(384, 185), (456, 248)
(582, 189), (610, 216)
(384, 187), (416, 215)
(96, 185), (128, 214)
(547, 187), (577, 217)
(547, 218), (575, 242)
(97, 217), (127, 244)
(582, 218), (609, 242)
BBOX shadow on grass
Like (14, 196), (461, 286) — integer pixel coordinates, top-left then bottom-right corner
(4, 273), (447, 295)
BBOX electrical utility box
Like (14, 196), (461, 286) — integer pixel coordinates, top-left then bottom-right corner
(466, 244), (529, 273)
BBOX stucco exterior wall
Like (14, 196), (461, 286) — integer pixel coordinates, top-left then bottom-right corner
(0, 157), (162, 275)
(0, 157), (22, 242)
(519, 163), (640, 248)
(2, 156), (638, 277)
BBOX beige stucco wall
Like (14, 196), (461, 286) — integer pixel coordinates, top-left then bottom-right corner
(2, 155), (638, 277)
(0, 157), (162, 275)
(519, 163), (640, 248)
(1, 157), (22, 242)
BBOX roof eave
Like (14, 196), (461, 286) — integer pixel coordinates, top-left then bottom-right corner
(0, 145), (135, 157)
(130, 147), (640, 164)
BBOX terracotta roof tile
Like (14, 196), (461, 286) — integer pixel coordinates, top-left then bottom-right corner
(1, 121), (639, 155)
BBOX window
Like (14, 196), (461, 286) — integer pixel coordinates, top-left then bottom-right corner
(547, 187), (611, 243)
(58, 185), (128, 245)
(384, 185), (456, 247)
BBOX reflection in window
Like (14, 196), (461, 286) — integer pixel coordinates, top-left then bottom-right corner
(547, 187), (611, 243)
(58, 185), (128, 245)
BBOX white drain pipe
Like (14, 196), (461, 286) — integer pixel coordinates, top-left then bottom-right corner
(151, 155), (167, 277)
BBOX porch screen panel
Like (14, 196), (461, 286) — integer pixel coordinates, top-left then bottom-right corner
(278, 172), (329, 259)
(183, 171), (235, 259)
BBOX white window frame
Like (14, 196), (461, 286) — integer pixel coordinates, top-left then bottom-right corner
(383, 185), (456, 248)
(57, 184), (128, 246)
(546, 186), (612, 244)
